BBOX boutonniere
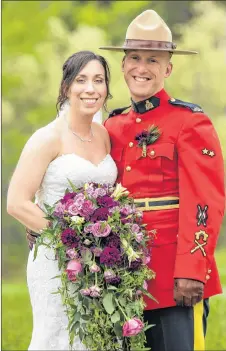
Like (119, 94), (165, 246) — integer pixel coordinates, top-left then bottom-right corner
(135, 125), (161, 157)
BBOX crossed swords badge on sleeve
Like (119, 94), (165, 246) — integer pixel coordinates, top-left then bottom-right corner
(190, 230), (209, 257)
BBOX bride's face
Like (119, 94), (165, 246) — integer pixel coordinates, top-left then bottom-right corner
(68, 60), (107, 115)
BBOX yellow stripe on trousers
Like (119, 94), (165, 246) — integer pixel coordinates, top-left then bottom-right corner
(194, 300), (205, 350)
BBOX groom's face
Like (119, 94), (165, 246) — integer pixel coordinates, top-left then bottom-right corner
(122, 50), (173, 102)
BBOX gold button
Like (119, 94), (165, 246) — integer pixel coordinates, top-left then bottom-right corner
(170, 97), (176, 102)
(136, 118), (142, 123)
(206, 274), (210, 280)
(208, 269), (212, 273)
(150, 150), (155, 156)
(126, 166), (131, 171)
(129, 142), (134, 147)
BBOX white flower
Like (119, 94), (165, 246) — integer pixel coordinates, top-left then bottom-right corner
(111, 183), (129, 200)
(71, 215), (85, 224)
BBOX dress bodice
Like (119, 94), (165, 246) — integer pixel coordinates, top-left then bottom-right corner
(35, 153), (118, 209)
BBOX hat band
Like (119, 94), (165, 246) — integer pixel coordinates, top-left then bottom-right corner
(123, 39), (177, 50)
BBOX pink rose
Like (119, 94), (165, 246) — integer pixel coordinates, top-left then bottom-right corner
(89, 263), (100, 273)
(79, 200), (96, 217)
(120, 205), (133, 216)
(131, 224), (140, 233)
(89, 285), (101, 297)
(92, 247), (102, 257)
(142, 255), (151, 265)
(94, 188), (107, 197)
(91, 221), (111, 237)
(64, 199), (75, 211)
(54, 202), (66, 217)
(74, 194), (85, 210)
(104, 270), (116, 280)
(66, 249), (79, 259)
(135, 232), (143, 243)
(67, 203), (79, 216)
(80, 288), (91, 296)
(84, 224), (94, 233)
(66, 260), (82, 281)
(122, 318), (144, 337)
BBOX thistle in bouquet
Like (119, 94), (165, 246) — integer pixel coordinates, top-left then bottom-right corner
(34, 181), (156, 351)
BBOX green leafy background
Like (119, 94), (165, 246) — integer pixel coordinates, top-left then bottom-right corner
(2, 1), (226, 350)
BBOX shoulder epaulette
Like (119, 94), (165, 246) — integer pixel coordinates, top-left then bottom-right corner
(108, 105), (131, 118)
(168, 98), (203, 113)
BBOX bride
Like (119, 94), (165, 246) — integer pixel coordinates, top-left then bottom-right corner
(7, 51), (118, 350)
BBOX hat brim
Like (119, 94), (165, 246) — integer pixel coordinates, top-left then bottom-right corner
(99, 46), (198, 55)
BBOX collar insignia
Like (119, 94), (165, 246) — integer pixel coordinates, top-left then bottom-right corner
(145, 100), (154, 110)
(131, 96), (160, 114)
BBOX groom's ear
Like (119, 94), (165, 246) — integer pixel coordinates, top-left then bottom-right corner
(122, 56), (126, 72)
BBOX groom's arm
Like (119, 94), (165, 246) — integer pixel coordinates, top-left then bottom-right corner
(174, 112), (225, 305)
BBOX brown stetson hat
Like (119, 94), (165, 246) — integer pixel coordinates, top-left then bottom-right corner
(99, 10), (197, 55)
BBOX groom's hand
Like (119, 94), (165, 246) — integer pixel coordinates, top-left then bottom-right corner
(174, 278), (204, 307)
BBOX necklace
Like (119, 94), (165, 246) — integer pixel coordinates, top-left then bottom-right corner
(70, 127), (94, 142)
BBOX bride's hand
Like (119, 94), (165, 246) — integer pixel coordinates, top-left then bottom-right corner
(26, 228), (39, 250)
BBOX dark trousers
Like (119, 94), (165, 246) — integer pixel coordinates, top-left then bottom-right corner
(143, 299), (209, 351)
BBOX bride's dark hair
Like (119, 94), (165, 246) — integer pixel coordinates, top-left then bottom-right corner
(56, 51), (112, 113)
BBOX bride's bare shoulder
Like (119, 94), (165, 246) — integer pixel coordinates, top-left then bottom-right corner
(24, 119), (62, 156)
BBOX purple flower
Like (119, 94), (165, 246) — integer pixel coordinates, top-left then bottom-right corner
(67, 203), (79, 216)
(120, 205), (133, 216)
(66, 248), (79, 259)
(131, 224), (140, 233)
(80, 288), (91, 296)
(104, 270), (116, 280)
(94, 188), (107, 198)
(105, 275), (121, 285)
(61, 192), (76, 204)
(79, 200), (96, 218)
(92, 247), (102, 257)
(89, 285), (101, 297)
(128, 258), (143, 271)
(91, 222), (111, 237)
(86, 184), (95, 197)
(74, 194), (85, 210)
(91, 208), (109, 222)
(61, 228), (80, 248)
(104, 270), (121, 285)
(109, 206), (120, 214)
(106, 234), (121, 248)
(84, 224), (93, 233)
(100, 247), (121, 267)
(97, 195), (118, 208)
(142, 255), (151, 265)
(89, 263), (101, 273)
(54, 202), (66, 217)
(135, 232), (144, 243)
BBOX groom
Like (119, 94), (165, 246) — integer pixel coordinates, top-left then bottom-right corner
(100, 9), (225, 351)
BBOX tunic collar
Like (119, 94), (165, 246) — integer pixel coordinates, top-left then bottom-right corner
(131, 88), (170, 114)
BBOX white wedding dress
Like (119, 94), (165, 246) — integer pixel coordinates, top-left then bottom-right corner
(27, 153), (118, 350)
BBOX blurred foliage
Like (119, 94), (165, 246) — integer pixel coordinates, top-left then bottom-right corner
(2, 0), (226, 281)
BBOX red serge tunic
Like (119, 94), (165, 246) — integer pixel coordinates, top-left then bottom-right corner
(104, 88), (225, 310)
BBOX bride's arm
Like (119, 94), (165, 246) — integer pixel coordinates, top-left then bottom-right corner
(7, 127), (60, 233)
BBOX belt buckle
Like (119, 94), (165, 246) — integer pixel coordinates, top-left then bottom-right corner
(144, 198), (149, 211)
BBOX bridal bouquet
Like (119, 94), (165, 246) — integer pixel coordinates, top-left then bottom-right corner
(34, 181), (155, 350)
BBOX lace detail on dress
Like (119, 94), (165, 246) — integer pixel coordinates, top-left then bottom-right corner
(27, 154), (117, 350)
